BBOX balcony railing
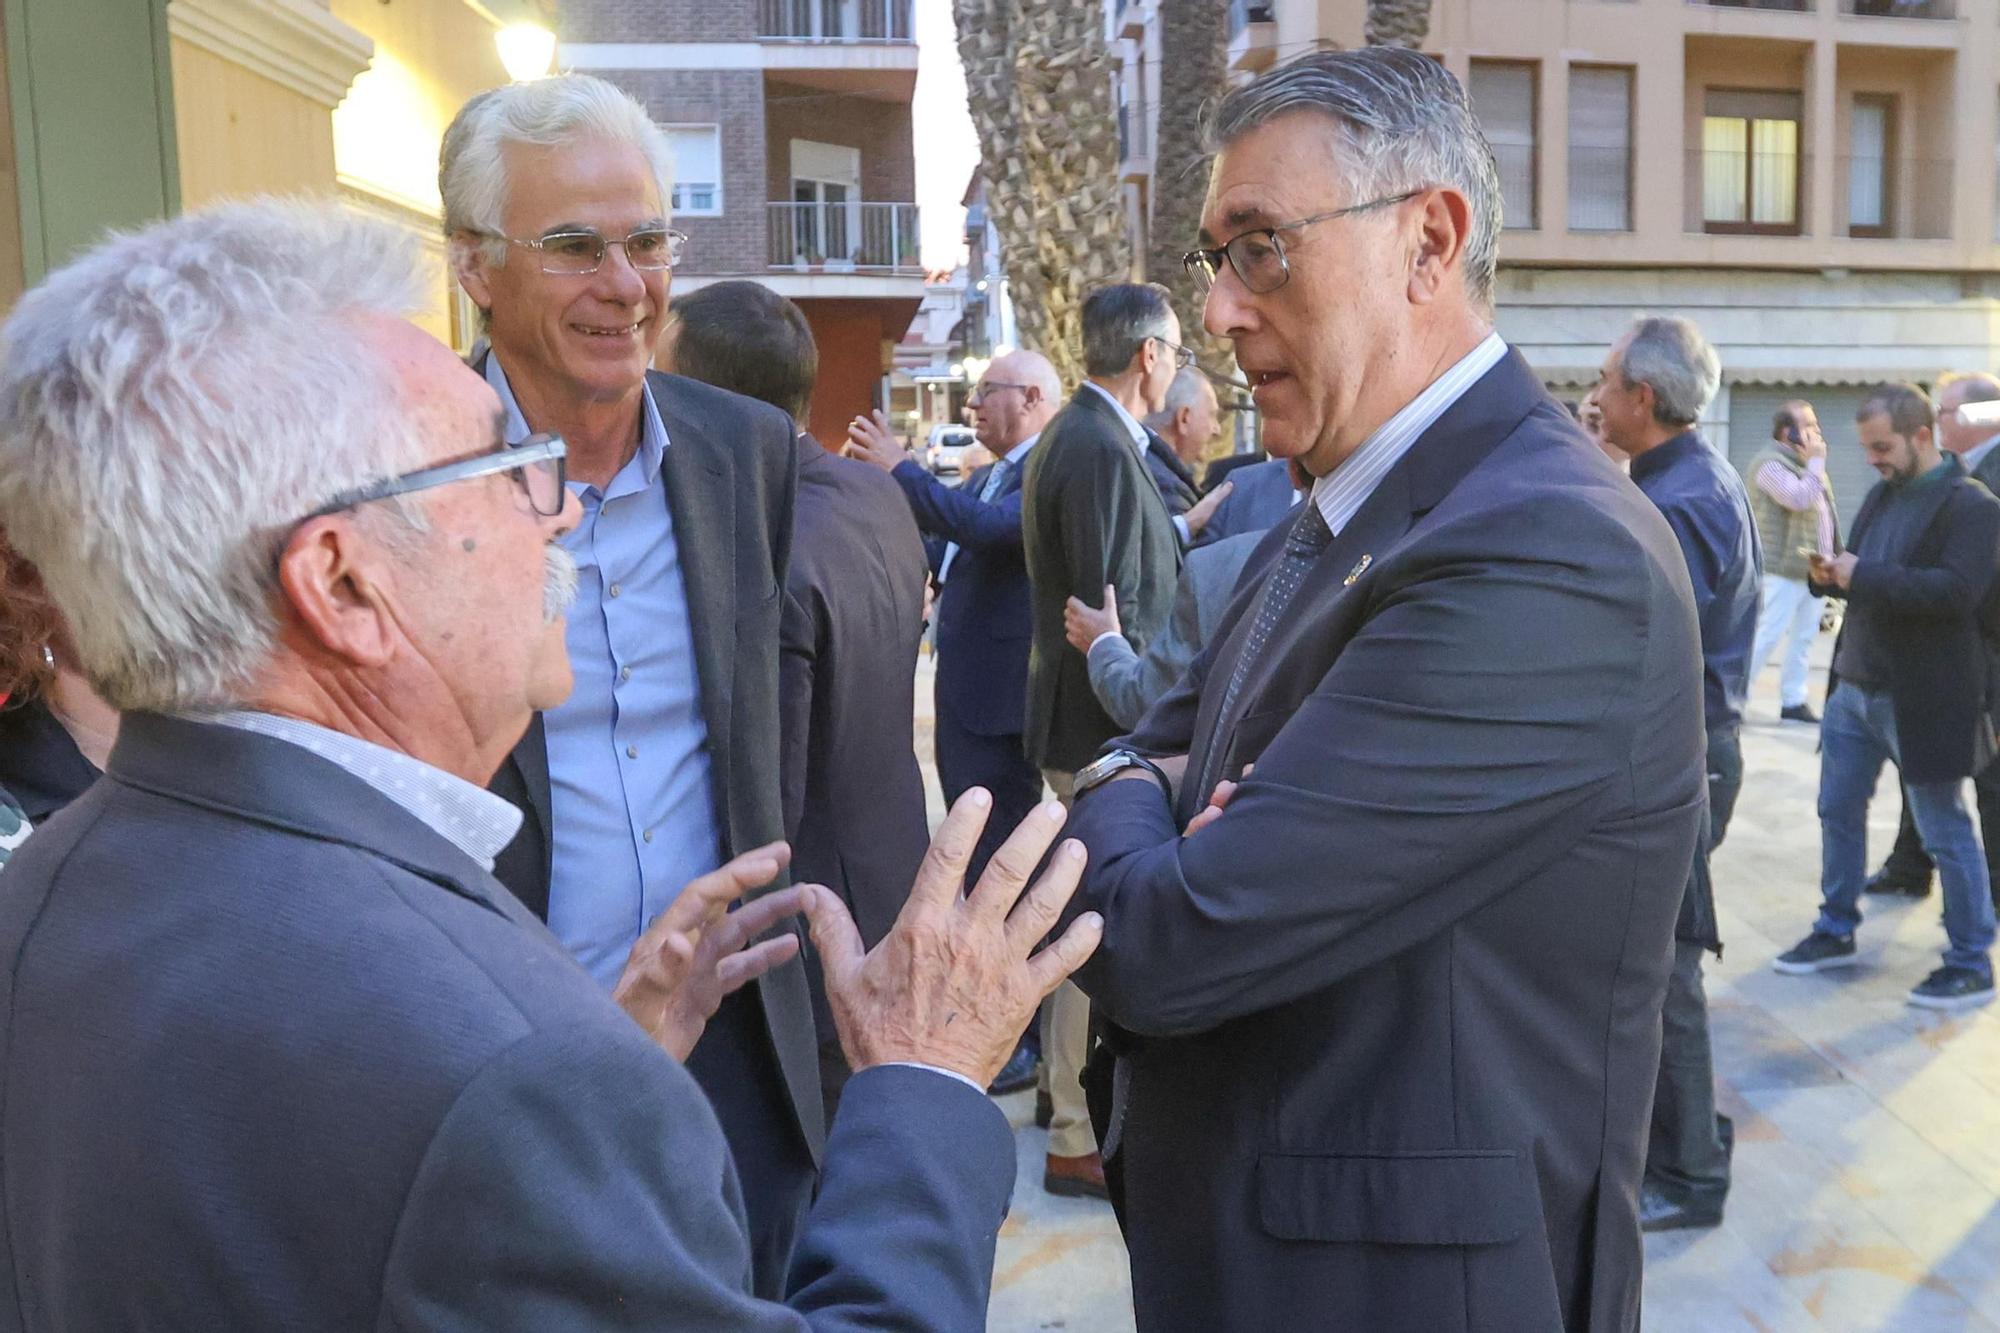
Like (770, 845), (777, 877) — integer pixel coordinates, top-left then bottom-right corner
(1227, 1), (1274, 41)
(1490, 142), (1537, 230)
(1691, 149), (1803, 235)
(1840, 0), (1955, 16)
(769, 202), (922, 272)
(1837, 155), (1951, 239)
(757, 0), (914, 43)
(1687, 0), (1812, 11)
(1119, 99), (1150, 164)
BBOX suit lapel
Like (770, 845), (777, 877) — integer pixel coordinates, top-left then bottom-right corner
(647, 373), (739, 806)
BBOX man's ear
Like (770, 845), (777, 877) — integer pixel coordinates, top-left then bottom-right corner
(450, 237), (496, 322)
(1408, 187), (1472, 307)
(276, 518), (402, 671)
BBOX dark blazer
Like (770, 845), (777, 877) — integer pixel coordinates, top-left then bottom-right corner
(0, 698), (97, 824)
(1021, 387), (1183, 772)
(1194, 457), (1297, 546)
(1200, 449), (1268, 494)
(482, 369), (826, 1173)
(1972, 440), (2000, 498)
(893, 454), (1031, 739)
(1144, 432), (1199, 519)
(780, 439), (930, 948)
(0, 714), (1016, 1330)
(1814, 455), (2000, 784)
(1063, 351), (1705, 1332)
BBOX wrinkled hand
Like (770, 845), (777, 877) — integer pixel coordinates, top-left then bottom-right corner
(1184, 763), (1251, 837)
(1184, 480), (1235, 538)
(1810, 552), (1857, 590)
(843, 408), (905, 471)
(1799, 424), (1828, 462)
(1064, 583), (1121, 654)
(613, 841), (810, 1062)
(805, 790), (1103, 1087)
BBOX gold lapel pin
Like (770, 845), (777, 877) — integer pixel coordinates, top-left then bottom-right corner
(1344, 554), (1372, 586)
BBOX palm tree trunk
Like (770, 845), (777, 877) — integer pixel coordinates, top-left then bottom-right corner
(1147, 0), (1235, 403)
(954, 0), (1132, 390)
(1365, 0), (1433, 48)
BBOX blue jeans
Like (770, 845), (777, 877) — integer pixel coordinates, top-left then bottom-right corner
(1816, 684), (1996, 973)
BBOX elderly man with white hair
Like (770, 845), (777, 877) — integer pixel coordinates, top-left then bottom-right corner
(439, 75), (825, 1292)
(0, 198), (1100, 1327)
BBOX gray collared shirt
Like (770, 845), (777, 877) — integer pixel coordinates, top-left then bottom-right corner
(199, 711), (522, 870)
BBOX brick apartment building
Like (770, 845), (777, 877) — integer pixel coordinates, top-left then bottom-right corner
(559, 0), (924, 446)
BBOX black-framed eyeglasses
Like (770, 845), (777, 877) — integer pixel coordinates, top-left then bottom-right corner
(1156, 339), (1197, 370)
(1182, 189), (1426, 295)
(967, 380), (1031, 404)
(477, 226), (688, 276)
(303, 434), (569, 522)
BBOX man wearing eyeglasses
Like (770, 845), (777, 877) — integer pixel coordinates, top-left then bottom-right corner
(1054, 50), (1705, 1330)
(441, 76), (825, 1295)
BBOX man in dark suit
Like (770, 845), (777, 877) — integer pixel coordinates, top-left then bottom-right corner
(1059, 50), (1704, 1330)
(1194, 455), (1299, 544)
(1022, 283), (1186, 1199)
(442, 77), (821, 1294)
(1595, 315), (1763, 1234)
(0, 197), (1101, 1327)
(1775, 383), (2000, 1010)
(846, 348), (1062, 1096)
(1143, 365), (1238, 548)
(662, 280), (930, 1114)
(1867, 371), (2000, 904)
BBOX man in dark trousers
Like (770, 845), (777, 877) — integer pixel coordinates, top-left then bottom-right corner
(1866, 371), (2000, 903)
(662, 280), (931, 1116)
(1775, 383), (2000, 1011)
(442, 76), (822, 1293)
(1022, 283), (1185, 1200)
(1595, 314), (1762, 1234)
(1058, 49), (1703, 1330)
(845, 348), (1062, 1096)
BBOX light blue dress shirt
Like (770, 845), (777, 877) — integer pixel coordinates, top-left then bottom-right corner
(487, 357), (722, 987)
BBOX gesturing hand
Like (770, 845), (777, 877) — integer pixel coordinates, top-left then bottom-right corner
(1183, 479), (1235, 538)
(804, 790), (1104, 1088)
(613, 841), (810, 1062)
(843, 408), (905, 472)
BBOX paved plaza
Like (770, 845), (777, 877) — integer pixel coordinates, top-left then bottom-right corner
(907, 635), (2000, 1331)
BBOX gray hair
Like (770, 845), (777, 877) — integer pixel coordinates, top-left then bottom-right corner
(440, 74), (676, 267)
(1206, 47), (1504, 307)
(1144, 367), (1210, 431)
(1082, 283), (1175, 378)
(0, 199), (436, 713)
(1615, 316), (1721, 428)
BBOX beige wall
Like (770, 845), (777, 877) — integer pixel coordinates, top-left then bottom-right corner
(170, 39), (338, 210)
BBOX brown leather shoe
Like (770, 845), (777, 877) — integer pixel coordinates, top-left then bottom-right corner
(1043, 1151), (1107, 1200)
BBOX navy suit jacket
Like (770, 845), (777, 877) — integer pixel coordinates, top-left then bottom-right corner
(1063, 351), (1705, 1332)
(893, 455), (1032, 739)
(1195, 457), (1298, 546)
(0, 715), (1016, 1330)
(1144, 434), (1199, 519)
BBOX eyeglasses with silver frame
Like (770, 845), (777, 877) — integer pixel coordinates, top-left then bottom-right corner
(478, 226), (688, 276)
(303, 433), (570, 522)
(1182, 189), (1425, 295)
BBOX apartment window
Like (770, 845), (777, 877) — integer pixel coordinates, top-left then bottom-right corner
(667, 126), (722, 216)
(1847, 95), (1895, 238)
(1568, 66), (1633, 232)
(1470, 61), (1537, 230)
(1702, 90), (1801, 235)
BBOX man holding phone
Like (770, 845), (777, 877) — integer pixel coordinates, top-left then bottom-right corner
(1748, 401), (1840, 724)
(1776, 383), (2000, 1011)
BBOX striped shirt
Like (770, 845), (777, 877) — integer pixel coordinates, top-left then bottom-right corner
(199, 711), (523, 871)
(1310, 332), (1509, 535)
(1752, 454), (1836, 557)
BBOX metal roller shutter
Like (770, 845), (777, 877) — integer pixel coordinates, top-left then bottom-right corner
(1726, 383), (1878, 546)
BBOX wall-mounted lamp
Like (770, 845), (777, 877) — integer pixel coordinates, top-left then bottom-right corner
(496, 23), (557, 81)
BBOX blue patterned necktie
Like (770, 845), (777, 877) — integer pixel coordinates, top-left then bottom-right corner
(939, 460), (1009, 585)
(1194, 499), (1336, 803)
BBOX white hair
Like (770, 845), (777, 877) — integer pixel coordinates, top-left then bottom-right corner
(1145, 367), (1211, 430)
(0, 198), (435, 713)
(1617, 316), (1721, 427)
(440, 74), (676, 267)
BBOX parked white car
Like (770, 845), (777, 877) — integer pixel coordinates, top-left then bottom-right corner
(926, 425), (978, 476)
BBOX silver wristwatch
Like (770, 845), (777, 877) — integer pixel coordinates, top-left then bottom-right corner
(1073, 748), (1170, 797)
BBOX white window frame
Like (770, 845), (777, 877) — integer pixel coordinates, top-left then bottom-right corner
(664, 124), (724, 218)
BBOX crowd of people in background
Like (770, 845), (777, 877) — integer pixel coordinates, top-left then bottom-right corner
(2, 44), (2000, 1333)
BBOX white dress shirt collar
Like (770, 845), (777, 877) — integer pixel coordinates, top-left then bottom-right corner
(1083, 381), (1150, 454)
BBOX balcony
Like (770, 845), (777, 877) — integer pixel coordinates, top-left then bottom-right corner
(1568, 146), (1633, 233)
(1227, 1), (1276, 73)
(769, 202), (922, 273)
(1119, 99), (1152, 180)
(1115, 0), (1149, 40)
(1692, 148), (1804, 236)
(1836, 155), (1951, 239)
(1687, 0), (1812, 11)
(757, 0), (914, 43)
(1839, 0), (1955, 15)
